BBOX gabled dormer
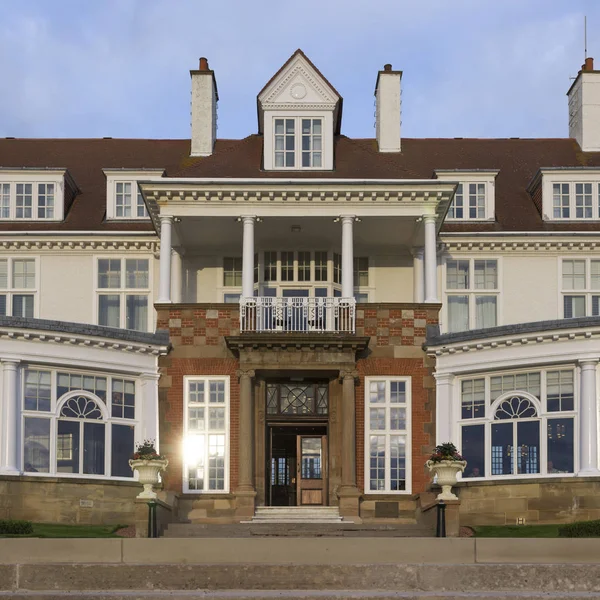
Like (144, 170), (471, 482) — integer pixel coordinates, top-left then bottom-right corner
(257, 49), (341, 171)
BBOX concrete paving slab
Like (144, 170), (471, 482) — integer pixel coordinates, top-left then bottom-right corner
(476, 537), (600, 564)
(0, 539), (122, 564)
(0, 566), (15, 591)
(122, 537), (475, 564)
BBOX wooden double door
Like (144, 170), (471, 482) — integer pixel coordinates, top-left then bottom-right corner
(268, 425), (328, 506)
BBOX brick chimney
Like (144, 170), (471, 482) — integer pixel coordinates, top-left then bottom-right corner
(190, 57), (219, 157)
(375, 63), (402, 153)
(568, 57), (600, 151)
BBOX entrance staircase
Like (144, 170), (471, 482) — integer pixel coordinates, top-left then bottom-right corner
(246, 506), (343, 523)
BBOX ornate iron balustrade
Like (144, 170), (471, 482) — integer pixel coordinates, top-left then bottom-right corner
(240, 296), (356, 334)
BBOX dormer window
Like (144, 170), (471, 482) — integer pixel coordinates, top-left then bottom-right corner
(435, 170), (498, 222)
(104, 169), (164, 220)
(538, 169), (600, 221)
(0, 170), (69, 221)
(274, 118), (322, 169)
(551, 182), (599, 219)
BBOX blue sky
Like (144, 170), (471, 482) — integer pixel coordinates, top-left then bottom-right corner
(0, 0), (598, 140)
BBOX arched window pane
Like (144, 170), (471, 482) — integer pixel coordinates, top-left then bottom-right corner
(60, 396), (103, 420)
(494, 396), (537, 420)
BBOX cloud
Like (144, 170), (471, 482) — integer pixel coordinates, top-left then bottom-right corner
(0, 0), (597, 139)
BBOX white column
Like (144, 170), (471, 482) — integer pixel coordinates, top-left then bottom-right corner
(412, 247), (425, 303)
(341, 216), (354, 298)
(423, 215), (438, 303)
(578, 360), (600, 475)
(171, 249), (183, 304)
(435, 373), (455, 444)
(241, 216), (255, 298)
(1, 360), (20, 474)
(139, 373), (160, 449)
(157, 216), (173, 304)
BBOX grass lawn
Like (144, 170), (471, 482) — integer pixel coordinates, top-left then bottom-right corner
(1, 523), (125, 538)
(473, 524), (561, 538)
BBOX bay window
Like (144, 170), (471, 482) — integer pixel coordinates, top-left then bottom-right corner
(96, 257), (150, 331)
(459, 368), (576, 479)
(445, 258), (499, 332)
(22, 367), (138, 479)
(364, 377), (412, 493)
(183, 376), (230, 493)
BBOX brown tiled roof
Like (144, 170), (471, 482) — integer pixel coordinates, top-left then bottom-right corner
(2, 135), (600, 233)
(0, 138), (190, 231)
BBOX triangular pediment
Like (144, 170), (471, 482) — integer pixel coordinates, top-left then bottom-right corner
(257, 50), (342, 133)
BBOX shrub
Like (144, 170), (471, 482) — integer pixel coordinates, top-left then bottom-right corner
(0, 519), (34, 535)
(558, 519), (600, 538)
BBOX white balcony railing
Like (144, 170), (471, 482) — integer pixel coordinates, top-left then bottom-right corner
(240, 296), (356, 334)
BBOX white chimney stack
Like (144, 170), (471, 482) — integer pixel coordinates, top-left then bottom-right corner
(375, 63), (402, 153)
(190, 57), (218, 157)
(568, 57), (600, 152)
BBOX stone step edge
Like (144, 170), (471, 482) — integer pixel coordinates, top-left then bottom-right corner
(241, 519), (345, 524)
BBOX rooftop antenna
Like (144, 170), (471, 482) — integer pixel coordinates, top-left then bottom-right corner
(585, 15), (588, 59)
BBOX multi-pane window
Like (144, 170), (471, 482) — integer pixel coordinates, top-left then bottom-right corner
(315, 251), (328, 281)
(445, 259), (498, 332)
(561, 258), (600, 318)
(298, 251), (311, 282)
(365, 378), (411, 493)
(274, 117), (323, 169)
(184, 377), (229, 492)
(281, 252), (294, 282)
(459, 368), (576, 479)
(22, 367), (137, 478)
(37, 184), (55, 219)
(0, 258), (36, 318)
(447, 182), (487, 220)
(333, 253), (342, 285)
(551, 182), (600, 220)
(264, 251), (277, 282)
(97, 258), (150, 331)
(223, 257), (242, 287)
(354, 257), (369, 287)
(274, 119), (296, 168)
(0, 180), (60, 220)
(0, 183), (9, 219)
(301, 119), (322, 168)
(114, 182), (148, 218)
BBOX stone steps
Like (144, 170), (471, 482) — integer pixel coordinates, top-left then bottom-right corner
(246, 505), (344, 523)
(163, 522), (432, 537)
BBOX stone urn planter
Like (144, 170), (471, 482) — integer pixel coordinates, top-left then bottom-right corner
(129, 458), (169, 499)
(426, 459), (467, 501)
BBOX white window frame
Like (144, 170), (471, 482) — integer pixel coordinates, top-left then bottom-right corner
(442, 256), (501, 333)
(263, 111), (333, 171)
(364, 376), (412, 495)
(0, 172), (65, 221)
(21, 366), (139, 481)
(558, 257), (600, 318)
(104, 170), (164, 221)
(0, 256), (40, 318)
(183, 375), (231, 494)
(541, 170), (600, 221)
(435, 171), (498, 222)
(456, 366), (578, 481)
(94, 256), (153, 332)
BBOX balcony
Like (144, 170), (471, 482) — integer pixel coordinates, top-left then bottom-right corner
(240, 296), (356, 334)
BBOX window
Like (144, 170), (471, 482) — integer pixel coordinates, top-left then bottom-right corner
(298, 251), (311, 282)
(0, 258), (37, 318)
(223, 257), (242, 287)
(0, 177), (63, 221)
(364, 377), (411, 493)
(22, 367), (137, 478)
(333, 253), (341, 285)
(96, 258), (150, 331)
(459, 368), (575, 479)
(183, 376), (230, 493)
(561, 259), (600, 318)
(315, 251), (328, 282)
(281, 252), (294, 282)
(264, 252), (277, 282)
(550, 181), (600, 220)
(354, 257), (369, 287)
(273, 117), (323, 169)
(445, 259), (498, 332)
(114, 182), (148, 218)
(445, 181), (491, 220)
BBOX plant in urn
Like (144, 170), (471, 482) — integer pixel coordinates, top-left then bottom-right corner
(129, 440), (168, 499)
(426, 442), (467, 501)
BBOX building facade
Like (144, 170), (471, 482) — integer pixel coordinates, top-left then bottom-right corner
(1, 50), (600, 526)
